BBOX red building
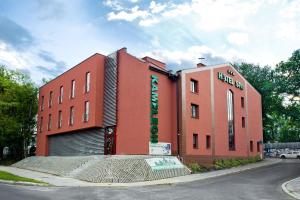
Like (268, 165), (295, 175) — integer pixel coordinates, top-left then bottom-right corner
(36, 48), (263, 165)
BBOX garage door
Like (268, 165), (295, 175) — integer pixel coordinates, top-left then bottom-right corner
(48, 128), (105, 156)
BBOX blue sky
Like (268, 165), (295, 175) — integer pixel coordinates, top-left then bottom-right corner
(0, 0), (300, 84)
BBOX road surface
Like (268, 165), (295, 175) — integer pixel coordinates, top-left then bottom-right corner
(1, 159), (299, 200)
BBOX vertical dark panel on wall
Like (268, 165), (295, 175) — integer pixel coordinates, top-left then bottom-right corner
(48, 128), (105, 156)
(103, 52), (118, 126)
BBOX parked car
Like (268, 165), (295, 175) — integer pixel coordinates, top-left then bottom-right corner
(280, 151), (300, 159)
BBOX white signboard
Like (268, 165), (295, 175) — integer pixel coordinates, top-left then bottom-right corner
(146, 157), (184, 170)
(149, 142), (171, 155)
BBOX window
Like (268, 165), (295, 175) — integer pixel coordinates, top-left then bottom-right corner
(69, 106), (74, 126)
(250, 141), (253, 152)
(85, 72), (90, 93)
(41, 96), (44, 111)
(257, 142), (260, 152)
(59, 86), (63, 104)
(58, 110), (62, 128)
(84, 101), (90, 122)
(190, 79), (198, 93)
(227, 90), (235, 151)
(191, 104), (199, 118)
(71, 80), (75, 98)
(49, 91), (53, 108)
(242, 117), (245, 128)
(48, 114), (52, 131)
(39, 117), (43, 133)
(206, 135), (211, 149)
(241, 97), (245, 108)
(193, 133), (198, 149)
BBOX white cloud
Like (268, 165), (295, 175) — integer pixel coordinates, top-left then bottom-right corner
(150, 1), (167, 14)
(150, 36), (160, 47)
(103, 0), (123, 11)
(107, 6), (149, 21)
(129, 0), (139, 3)
(227, 32), (249, 46)
(139, 17), (159, 26)
(0, 42), (29, 68)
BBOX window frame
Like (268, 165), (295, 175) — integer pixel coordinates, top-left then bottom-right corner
(241, 97), (245, 108)
(193, 133), (199, 149)
(250, 140), (253, 152)
(190, 79), (198, 93)
(206, 135), (211, 149)
(69, 106), (74, 126)
(58, 110), (62, 128)
(59, 86), (63, 104)
(85, 72), (90, 93)
(48, 114), (52, 131)
(41, 96), (44, 111)
(84, 101), (90, 122)
(71, 80), (76, 99)
(191, 103), (199, 119)
(49, 91), (53, 108)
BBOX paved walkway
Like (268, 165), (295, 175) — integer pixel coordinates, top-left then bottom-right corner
(282, 177), (300, 199)
(0, 158), (280, 187)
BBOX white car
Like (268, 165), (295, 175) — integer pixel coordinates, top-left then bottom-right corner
(280, 151), (300, 159)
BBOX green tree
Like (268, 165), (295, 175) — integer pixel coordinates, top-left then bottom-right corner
(233, 63), (284, 142)
(0, 65), (38, 160)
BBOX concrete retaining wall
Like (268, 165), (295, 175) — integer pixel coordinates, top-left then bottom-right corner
(12, 155), (190, 183)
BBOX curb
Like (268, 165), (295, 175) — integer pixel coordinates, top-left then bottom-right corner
(0, 159), (281, 187)
(0, 179), (49, 187)
(282, 178), (300, 200)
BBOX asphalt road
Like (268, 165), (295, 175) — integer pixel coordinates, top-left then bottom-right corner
(1, 159), (299, 200)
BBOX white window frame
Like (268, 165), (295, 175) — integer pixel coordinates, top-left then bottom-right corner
(85, 72), (90, 93)
(71, 80), (75, 98)
(84, 101), (90, 122)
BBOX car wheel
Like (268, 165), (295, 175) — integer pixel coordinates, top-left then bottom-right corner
(281, 155), (286, 159)
(297, 156), (300, 159)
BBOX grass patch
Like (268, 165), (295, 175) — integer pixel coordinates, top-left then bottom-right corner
(0, 170), (47, 184)
(214, 155), (262, 170)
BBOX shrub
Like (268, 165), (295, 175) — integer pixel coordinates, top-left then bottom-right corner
(187, 163), (208, 173)
(214, 156), (262, 170)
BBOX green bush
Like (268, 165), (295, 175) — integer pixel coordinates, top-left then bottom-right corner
(187, 163), (208, 173)
(214, 156), (262, 170)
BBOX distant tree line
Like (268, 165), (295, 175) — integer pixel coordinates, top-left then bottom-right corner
(234, 49), (300, 143)
(0, 65), (38, 160)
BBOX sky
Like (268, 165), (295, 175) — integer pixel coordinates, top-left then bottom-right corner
(0, 0), (300, 84)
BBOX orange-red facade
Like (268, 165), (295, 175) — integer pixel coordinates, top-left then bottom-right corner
(36, 48), (263, 164)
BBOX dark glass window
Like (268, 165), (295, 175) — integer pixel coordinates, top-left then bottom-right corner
(206, 135), (211, 149)
(48, 114), (52, 131)
(241, 97), (244, 108)
(69, 106), (74, 126)
(41, 96), (44, 111)
(250, 141), (253, 152)
(39, 117), (43, 133)
(227, 90), (235, 151)
(191, 104), (199, 118)
(257, 142), (260, 152)
(59, 86), (63, 104)
(193, 133), (198, 149)
(242, 117), (246, 128)
(49, 91), (53, 108)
